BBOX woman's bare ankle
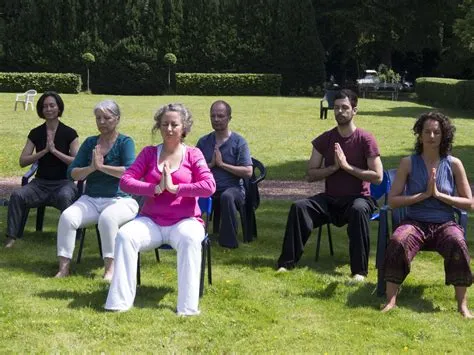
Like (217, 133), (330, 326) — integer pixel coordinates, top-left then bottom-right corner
(103, 257), (114, 281)
(55, 256), (71, 278)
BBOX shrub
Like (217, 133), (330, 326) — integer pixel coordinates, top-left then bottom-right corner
(0, 72), (82, 93)
(176, 73), (282, 95)
(416, 77), (474, 110)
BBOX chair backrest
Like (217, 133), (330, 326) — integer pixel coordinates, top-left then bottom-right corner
(246, 157), (267, 210)
(324, 89), (338, 109)
(370, 170), (391, 204)
(198, 197), (213, 233)
(26, 89), (37, 96)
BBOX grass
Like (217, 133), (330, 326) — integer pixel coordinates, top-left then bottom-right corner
(1, 93), (474, 352)
(2, 93), (474, 180)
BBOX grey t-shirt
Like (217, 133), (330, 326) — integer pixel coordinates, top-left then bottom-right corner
(196, 132), (252, 192)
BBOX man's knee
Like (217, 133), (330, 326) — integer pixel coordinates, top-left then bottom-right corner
(349, 198), (372, 218)
(220, 189), (238, 204)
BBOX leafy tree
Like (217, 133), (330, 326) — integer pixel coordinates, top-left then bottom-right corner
(274, 0), (325, 94)
(81, 52), (95, 92)
(164, 52), (177, 90)
(454, 0), (474, 52)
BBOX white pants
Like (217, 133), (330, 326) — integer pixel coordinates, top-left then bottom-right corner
(105, 216), (205, 316)
(57, 195), (139, 259)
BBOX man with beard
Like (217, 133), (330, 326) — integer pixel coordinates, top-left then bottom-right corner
(277, 89), (383, 282)
(196, 100), (252, 248)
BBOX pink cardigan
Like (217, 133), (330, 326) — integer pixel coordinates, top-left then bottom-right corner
(120, 145), (216, 226)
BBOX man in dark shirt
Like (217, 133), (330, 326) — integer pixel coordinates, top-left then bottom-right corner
(196, 100), (252, 248)
(277, 89), (383, 281)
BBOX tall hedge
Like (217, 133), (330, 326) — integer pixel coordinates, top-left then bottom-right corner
(416, 77), (474, 109)
(0, 72), (82, 93)
(0, 0), (325, 95)
(176, 73), (282, 95)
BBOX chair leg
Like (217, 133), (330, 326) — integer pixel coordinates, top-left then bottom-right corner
(137, 253), (141, 286)
(76, 228), (86, 264)
(240, 204), (250, 243)
(36, 206), (45, 232)
(199, 240), (206, 298)
(315, 225), (323, 261)
(207, 239), (212, 285)
(155, 248), (160, 262)
(327, 223), (334, 256)
(95, 225), (103, 259)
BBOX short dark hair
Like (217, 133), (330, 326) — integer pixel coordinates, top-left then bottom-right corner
(334, 89), (358, 109)
(413, 111), (455, 157)
(36, 91), (65, 118)
(210, 100), (232, 118)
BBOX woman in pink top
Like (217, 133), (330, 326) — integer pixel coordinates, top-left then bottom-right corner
(105, 103), (216, 315)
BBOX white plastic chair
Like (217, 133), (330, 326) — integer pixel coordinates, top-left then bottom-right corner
(14, 89), (37, 111)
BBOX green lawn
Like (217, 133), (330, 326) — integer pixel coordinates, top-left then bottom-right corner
(2, 93), (474, 180)
(1, 94), (474, 352)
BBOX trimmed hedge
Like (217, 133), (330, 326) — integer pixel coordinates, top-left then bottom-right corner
(416, 77), (474, 110)
(176, 73), (282, 96)
(0, 72), (82, 94)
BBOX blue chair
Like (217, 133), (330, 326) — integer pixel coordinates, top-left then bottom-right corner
(375, 169), (468, 296)
(315, 170), (391, 261)
(320, 89), (338, 119)
(137, 197), (213, 298)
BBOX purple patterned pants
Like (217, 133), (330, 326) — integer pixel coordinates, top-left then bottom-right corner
(384, 220), (472, 287)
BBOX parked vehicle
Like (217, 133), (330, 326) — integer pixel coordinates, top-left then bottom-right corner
(357, 70), (380, 89)
(357, 69), (402, 91)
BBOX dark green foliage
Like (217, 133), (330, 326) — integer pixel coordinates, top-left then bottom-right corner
(416, 77), (474, 109)
(0, 72), (82, 93)
(176, 73), (282, 95)
(273, 0), (325, 95)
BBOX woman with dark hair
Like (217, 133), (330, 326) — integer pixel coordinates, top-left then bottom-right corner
(382, 111), (473, 318)
(105, 103), (215, 316)
(5, 91), (79, 248)
(55, 100), (139, 280)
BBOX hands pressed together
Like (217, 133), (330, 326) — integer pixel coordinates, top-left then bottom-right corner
(90, 144), (105, 172)
(425, 167), (440, 199)
(155, 161), (178, 195)
(209, 145), (223, 168)
(45, 131), (57, 155)
(333, 143), (350, 171)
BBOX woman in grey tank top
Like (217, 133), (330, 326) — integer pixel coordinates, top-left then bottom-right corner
(382, 112), (473, 318)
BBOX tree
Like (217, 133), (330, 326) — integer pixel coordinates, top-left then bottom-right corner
(454, 0), (474, 52)
(163, 52), (177, 91)
(81, 52), (95, 92)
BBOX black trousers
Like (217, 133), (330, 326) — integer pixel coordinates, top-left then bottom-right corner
(213, 187), (245, 248)
(6, 178), (77, 239)
(277, 193), (376, 275)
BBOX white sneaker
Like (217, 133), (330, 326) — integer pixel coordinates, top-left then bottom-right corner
(350, 274), (366, 283)
(276, 267), (288, 273)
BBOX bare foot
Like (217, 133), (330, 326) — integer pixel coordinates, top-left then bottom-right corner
(4, 237), (16, 248)
(381, 302), (397, 313)
(103, 258), (114, 282)
(459, 306), (474, 319)
(55, 256), (71, 278)
(54, 269), (69, 278)
(103, 270), (113, 282)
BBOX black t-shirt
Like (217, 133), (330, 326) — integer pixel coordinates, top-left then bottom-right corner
(27, 121), (78, 180)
